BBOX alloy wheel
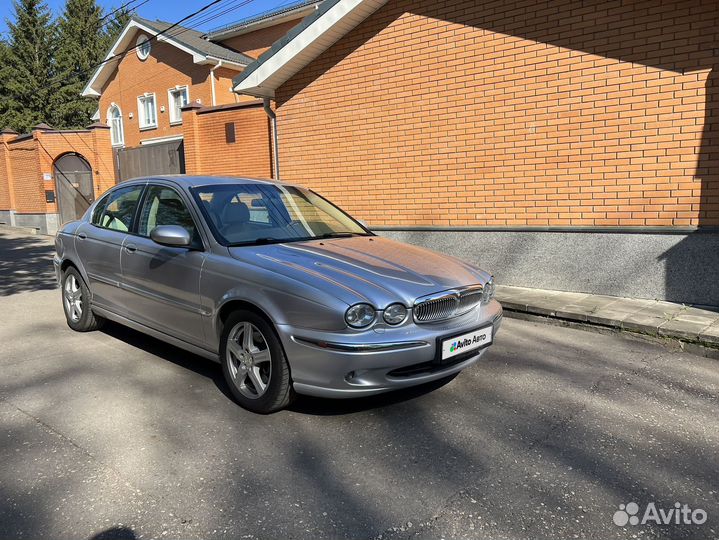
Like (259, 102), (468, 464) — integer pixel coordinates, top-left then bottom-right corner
(226, 322), (272, 399)
(63, 274), (83, 322)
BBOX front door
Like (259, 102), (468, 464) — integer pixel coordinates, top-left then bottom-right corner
(119, 184), (206, 346)
(55, 153), (94, 224)
(75, 184), (144, 310)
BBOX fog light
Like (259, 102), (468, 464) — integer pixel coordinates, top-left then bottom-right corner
(383, 303), (408, 325)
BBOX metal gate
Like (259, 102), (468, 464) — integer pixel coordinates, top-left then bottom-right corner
(115, 140), (185, 181)
(54, 153), (95, 224)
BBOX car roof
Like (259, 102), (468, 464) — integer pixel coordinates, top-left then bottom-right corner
(117, 175), (301, 189)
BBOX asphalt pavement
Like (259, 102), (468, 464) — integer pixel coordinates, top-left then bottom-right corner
(0, 230), (717, 540)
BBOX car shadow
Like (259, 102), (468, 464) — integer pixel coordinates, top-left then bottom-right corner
(100, 321), (456, 415)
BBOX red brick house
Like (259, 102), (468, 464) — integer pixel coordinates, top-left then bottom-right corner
(0, 1), (321, 233)
(232, 0), (719, 305)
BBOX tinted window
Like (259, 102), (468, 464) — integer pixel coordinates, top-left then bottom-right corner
(138, 186), (200, 245)
(96, 185), (143, 232)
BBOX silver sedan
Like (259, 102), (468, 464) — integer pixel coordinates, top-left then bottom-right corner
(54, 176), (502, 413)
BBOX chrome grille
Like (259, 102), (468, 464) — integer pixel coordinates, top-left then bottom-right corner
(413, 285), (484, 323)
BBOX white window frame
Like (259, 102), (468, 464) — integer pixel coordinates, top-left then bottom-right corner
(136, 34), (151, 60)
(107, 103), (124, 147)
(168, 85), (190, 125)
(137, 93), (158, 130)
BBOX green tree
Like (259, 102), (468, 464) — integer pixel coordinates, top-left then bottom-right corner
(0, 39), (11, 129)
(52, 0), (106, 128)
(103, 6), (131, 49)
(0, 0), (57, 133)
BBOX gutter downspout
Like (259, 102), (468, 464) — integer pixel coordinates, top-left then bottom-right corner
(263, 97), (280, 179)
(210, 60), (223, 106)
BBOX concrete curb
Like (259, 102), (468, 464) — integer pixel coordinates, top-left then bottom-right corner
(497, 286), (719, 350)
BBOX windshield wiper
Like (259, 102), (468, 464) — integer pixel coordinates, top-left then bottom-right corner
(317, 232), (366, 239)
(229, 236), (311, 247)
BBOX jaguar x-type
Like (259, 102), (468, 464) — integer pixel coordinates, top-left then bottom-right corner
(54, 176), (502, 413)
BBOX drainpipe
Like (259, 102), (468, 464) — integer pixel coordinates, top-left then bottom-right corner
(210, 60), (223, 106)
(263, 97), (280, 179)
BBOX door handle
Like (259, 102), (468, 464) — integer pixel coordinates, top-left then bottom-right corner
(125, 243), (137, 253)
(78, 232), (87, 239)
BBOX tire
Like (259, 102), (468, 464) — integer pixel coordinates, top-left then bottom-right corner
(220, 310), (294, 413)
(61, 267), (105, 332)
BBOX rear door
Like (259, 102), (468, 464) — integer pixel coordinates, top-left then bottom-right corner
(75, 183), (145, 310)
(119, 183), (207, 346)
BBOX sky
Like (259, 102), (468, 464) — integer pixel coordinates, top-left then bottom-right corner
(0, 0), (297, 37)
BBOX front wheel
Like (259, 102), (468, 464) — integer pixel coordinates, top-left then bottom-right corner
(61, 267), (105, 332)
(220, 310), (294, 413)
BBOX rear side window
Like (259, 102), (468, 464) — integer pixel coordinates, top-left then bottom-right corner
(95, 185), (143, 232)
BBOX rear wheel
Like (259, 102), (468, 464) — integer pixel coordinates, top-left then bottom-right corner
(61, 267), (105, 332)
(220, 310), (294, 413)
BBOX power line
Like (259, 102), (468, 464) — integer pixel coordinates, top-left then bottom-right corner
(99, 0), (149, 24)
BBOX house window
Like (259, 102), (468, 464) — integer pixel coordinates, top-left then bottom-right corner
(136, 35), (151, 60)
(108, 104), (124, 146)
(168, 86), (189, 124)
(137, 93), (157, 129)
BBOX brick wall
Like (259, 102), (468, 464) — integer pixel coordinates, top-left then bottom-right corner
(0, 127), (113, 215)
(183, 102), (273, 178)
(275, 0), (719, 228)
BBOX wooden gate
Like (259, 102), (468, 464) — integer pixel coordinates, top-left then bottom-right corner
(115, 140), (185, 181)
(54, 153), (95, 224)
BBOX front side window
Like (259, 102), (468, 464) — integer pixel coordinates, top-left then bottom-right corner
(108, 104), (124, 146)
(192, 184), (370, 246)
(168, 86), (189, 124)
(96, 185), (143, 232)
(137, 93), (157, 129)
(91, 193), (112, 225)
(138, 185), (200, 245)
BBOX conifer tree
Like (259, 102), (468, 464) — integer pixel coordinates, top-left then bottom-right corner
(0, 0), (57, 132)
(53, 0), (105, 128)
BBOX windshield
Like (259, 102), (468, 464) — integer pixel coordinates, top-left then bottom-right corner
(191, 183), (371, 246)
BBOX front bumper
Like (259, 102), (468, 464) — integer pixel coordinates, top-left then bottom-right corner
(277, 299), (503, 398)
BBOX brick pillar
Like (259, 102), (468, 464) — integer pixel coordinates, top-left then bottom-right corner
(0, 129), (18, 223)
(87, 122), (114, 194)
(181, 103), (203, 174)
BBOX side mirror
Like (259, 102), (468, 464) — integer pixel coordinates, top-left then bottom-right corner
(150, 225), (192, 248)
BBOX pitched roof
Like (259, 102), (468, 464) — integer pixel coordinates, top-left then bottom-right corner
(134, 17), (255, 65)
(232, 0), (388, 98)
(206, 0), (322, 40)
(82, 16), (253, 97)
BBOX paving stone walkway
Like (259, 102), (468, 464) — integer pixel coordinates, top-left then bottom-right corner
(496, 285), (719, 347)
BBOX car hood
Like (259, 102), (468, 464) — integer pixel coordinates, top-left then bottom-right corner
(228, 236), (491, 307)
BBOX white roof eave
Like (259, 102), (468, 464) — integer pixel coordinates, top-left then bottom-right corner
(233, 0), (388, 97)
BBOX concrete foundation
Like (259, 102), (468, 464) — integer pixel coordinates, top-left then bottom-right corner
(378, 228), (719, 308)
(0, 211), (60, 235)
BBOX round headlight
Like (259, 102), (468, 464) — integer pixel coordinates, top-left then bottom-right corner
(481, 277), (496, 304)
(383, 303), (407, 325)
(345, 303), (376, 328)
